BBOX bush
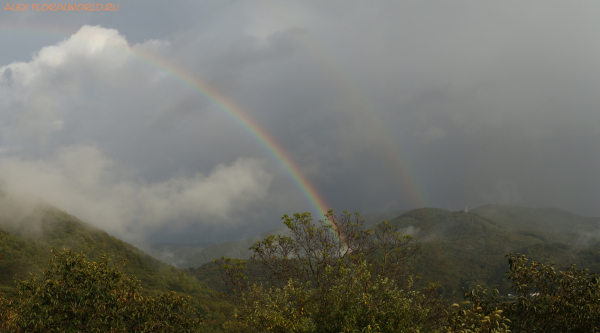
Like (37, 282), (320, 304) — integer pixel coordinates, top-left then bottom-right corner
(447, 253), (600, 332)
(0, 248), (204, 332)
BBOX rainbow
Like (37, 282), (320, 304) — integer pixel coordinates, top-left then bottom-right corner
(129, 47), (332, 220)
(0, 25), (332, 221)
(1, 15), (431, 230)
(257, 0), (429, 209)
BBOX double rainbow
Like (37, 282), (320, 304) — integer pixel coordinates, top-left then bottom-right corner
(1, 19), (429, 229)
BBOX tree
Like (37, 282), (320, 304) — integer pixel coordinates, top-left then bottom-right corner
(446, 253), (600, 333)
(215, 210), (445, 332)
(0, 248), (203, 333)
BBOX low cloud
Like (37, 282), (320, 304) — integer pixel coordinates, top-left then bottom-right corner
(0, 144), (272, 242)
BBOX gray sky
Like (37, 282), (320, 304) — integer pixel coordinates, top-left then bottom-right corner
(1, 1), (599, 243)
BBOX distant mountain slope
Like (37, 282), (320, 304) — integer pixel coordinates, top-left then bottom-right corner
(184, 209), (410, 292)
(0, 205), (230, 327)
(387, 206), (600, 297)
(471, 204), (600, 234)
(387, 208), (548, 295)
(150, 210), (409, 269)
(361, 209), (409, 229)
(183, 205), (600, 300)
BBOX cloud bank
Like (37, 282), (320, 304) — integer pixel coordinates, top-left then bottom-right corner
(0, 144), (271, 242)
(0, 26), (273, 242)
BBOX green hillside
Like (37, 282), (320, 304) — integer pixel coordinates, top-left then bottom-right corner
(6, 202), (600, 330)
(150, 210), (409, 269)
(145, 227), (291, 269)
(0, 205), (231, 330)
(388, 206), (600, 298)
(185, 205), (600, 301)
(472, 204), (600, 234)
(387, 208), (543, 296)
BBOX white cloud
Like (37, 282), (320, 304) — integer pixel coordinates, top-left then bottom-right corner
(0, 144), (272, 242)
(0, 24), (285, 243)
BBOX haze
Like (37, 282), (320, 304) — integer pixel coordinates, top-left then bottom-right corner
(1, 1), (598, 244)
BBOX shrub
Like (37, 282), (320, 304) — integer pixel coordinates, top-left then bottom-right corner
(0, 248), (203, 333)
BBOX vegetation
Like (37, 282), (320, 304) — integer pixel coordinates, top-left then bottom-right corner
(162, 211), (408, 269)
(385, 207), (600, 298)
(447, 253), (600, 332)
(0, 248), (203, 332)
(1, 204), (600, 331)
(215, 211), (446, 332)
(190, 207), (600, 300)
(472, 204), (600, 235)
(0, 207), (208, 295)
(210, 210), (600, 332)
(0, 206), (231, 331)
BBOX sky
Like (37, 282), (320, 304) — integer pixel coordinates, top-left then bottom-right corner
(1, 1), (599, 244)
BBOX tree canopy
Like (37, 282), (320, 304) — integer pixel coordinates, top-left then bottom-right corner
(215, 211), (600, 333)
(0, 248), (204, 333)
(447, 253), (600, 332)
(215, 210), (445, 332)
(1, 209), (599, 332)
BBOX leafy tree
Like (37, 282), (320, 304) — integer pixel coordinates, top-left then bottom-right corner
(447, 253), (600, 332)
(0, 248), (204, 332)
(443, 286), (511, 333)
(215, 211), (445, 332)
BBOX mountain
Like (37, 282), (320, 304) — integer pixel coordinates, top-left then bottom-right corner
(184, 205), (600, 300)
(0, 205), (230, 329)
(388, 206), (600, 297)
(3, 201), (597, 320)
(148, 210), (409, 269)
(150, 242), (216, 252)
(144, 227), (290, 269)
(387, 208), (544, 296)
(472, 204), (600, 235)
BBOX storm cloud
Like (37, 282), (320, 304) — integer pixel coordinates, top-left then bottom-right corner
(0, 1), (599, 243)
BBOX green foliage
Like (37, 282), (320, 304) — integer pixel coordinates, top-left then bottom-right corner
(222, 260), (443, 333)
(385, 207), (600, 298)
(444, 286), (511, 333)
(186, 205), (600, 304)
(0, 248), (203, 332)
(449, 254), (600, 332)
(184, 262), (227, 293)
(215, 211), (446, 332)
(0, 207), (231, 330)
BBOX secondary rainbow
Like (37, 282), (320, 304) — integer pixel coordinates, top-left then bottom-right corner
(259, 0), (429, 208)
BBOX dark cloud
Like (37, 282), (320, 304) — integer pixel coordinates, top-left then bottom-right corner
(0, 1), (599, 244)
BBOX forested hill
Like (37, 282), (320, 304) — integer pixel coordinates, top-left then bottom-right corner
(472, 204), (600, 234)
(0, 206), (230, 327)
(387, 206), (600, 297)
(186, 205), (600, 300)
(147, 209), (409, 269)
